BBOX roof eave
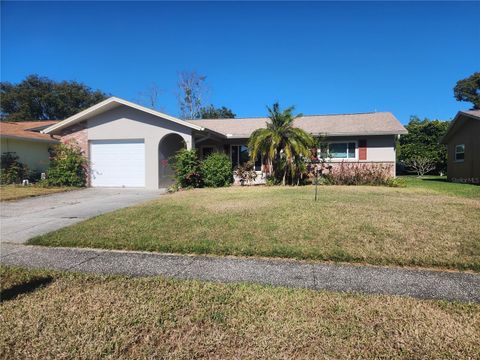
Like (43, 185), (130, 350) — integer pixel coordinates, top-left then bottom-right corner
(42, 97), (204, 134)
(1, 134), (60, 144)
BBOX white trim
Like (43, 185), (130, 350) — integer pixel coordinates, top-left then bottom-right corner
(454, 144), (465, 163)
(42, 97), (205, 134)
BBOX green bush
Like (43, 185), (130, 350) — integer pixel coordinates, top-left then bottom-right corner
(172, 149), (202, 188)
(46, 142), (87, 187)
(201, 152), (233, 187)
(0, 152), (29, 185)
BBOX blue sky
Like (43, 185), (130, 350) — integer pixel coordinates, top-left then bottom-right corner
(1, 1), (479, 123)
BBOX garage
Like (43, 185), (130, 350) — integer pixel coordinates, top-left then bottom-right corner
(90, 139), (145, 187)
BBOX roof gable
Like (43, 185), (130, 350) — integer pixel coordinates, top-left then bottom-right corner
(42, 97), (204, 134)
(441, 110), (480, 144)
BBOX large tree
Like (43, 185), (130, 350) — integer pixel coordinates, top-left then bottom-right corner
(199, 105), (236, 119)
(177, 71), (207, 119)
(248, 103), (314, 185)
(398, 116), (450, 175)
(0, 74), (107, 121)
(454, 72), (480, 110)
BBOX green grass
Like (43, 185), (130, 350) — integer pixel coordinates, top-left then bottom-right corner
(30, 181), (480, 271)
(1, 266), (478, 359)
(399, 175), (480, 198)
(0, 185), (76, 201)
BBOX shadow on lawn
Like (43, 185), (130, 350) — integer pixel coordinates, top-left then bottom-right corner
(1, 276), (53, 302)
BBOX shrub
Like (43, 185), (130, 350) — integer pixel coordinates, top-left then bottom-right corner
(172, 149), (202, 188)
(45, 142), (87, 187)
(233, 161), (257, 186)
(0, 152), (29, 184)
(323, 162), (394, 186)
(265, 175), (277, 186)
(201, 152), (233, 187)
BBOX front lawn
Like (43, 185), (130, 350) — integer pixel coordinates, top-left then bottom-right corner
(400, 175), (480, 198)
(0, 185), (76, 201)
(30, 182), (480, 271)
(1, 266), (478, 359)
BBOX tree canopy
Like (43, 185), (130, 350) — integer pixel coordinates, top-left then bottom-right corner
(0, 75), (107, 121)
(248, 103), (314, 185)
(454, 72), (480, 110)
(199, 105), (236, 119)
(397, 116), (450, 174)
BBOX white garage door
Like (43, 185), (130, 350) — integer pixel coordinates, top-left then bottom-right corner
(90, 139), (145, 187)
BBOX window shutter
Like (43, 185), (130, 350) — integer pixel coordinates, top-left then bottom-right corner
(359, 139), (367, 160)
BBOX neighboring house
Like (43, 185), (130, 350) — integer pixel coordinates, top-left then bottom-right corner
(441, 110), (480, 184)
(0, 121), (59, 173)
(42, 97), (407, 189)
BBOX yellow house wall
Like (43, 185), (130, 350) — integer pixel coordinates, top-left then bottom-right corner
(0, 138), (52, 172)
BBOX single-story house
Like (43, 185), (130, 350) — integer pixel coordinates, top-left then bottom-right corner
(0, 121), (59, 173)
(42, 97), (407, 189)
(441, 110), (480, 184)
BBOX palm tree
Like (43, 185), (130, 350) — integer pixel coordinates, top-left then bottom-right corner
(248, 103), (314, 185)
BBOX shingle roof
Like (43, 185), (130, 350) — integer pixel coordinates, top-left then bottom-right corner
(461, 109), (480, 119)
(188, 112), (407, 138)
(1, 121), (60, 142)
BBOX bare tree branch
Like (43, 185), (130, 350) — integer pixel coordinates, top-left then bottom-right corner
(405, 156), (436, 177)
(177, 71), (207, 119)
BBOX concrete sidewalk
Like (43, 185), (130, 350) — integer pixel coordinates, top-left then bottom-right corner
(1, 243), (479, 303)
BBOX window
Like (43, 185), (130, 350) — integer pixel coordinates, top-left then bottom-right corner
(319, 142), (356, 159)
(455, 144), (465, 162)
(231, 145), (262, 171)
(231, 145), (249, 167)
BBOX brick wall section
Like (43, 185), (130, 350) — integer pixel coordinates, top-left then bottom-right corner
(60, 122), (88, 156)
(321, 162), (396, 178)
(59, 122), (90, 185)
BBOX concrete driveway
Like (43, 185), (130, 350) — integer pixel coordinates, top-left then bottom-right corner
(0, 188), (164, 244)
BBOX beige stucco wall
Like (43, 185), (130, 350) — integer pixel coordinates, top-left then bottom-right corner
(86, 105), (193, 189)
(0, 137), (53, 173)
(322, 135), (396, 163)
(446, 118), (480, 182)
(220, 135), (396, 163)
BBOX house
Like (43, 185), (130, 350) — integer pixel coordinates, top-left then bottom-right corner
(0, 121), (59, 173)
(441, 110), (480, 184)
(42, 97), (407, 188)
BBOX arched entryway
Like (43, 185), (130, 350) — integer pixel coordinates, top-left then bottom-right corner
(158, 133), (186, 187)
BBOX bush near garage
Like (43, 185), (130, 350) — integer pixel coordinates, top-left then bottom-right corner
(171, 149), (203, 189)
(45, 141), (87, 187)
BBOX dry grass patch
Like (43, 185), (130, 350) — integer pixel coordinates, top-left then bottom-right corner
(1, 266), (479, 359)
(30, 185), (480, 271)
(0, 185), (75, 201)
